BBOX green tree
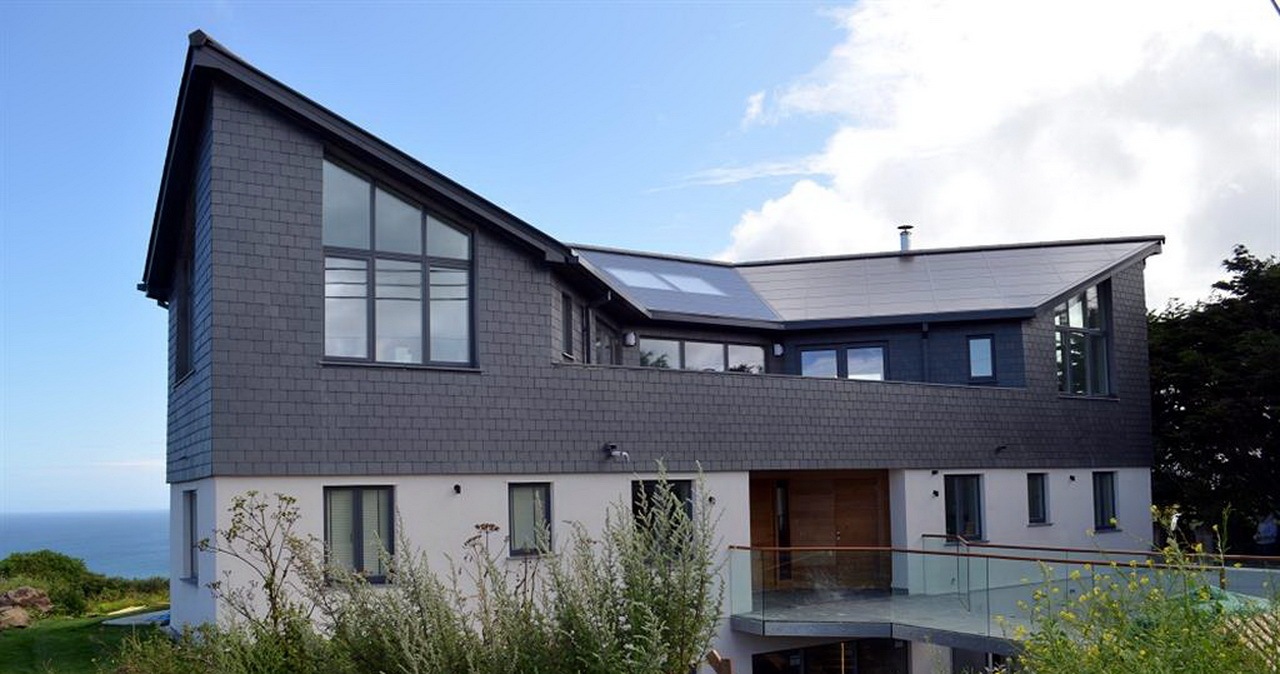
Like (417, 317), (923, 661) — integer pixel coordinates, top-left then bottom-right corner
(1149, 245), (1279, 533)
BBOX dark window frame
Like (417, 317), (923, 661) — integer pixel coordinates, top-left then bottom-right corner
(637, 337), (766, 374)
(967, 334), (996, 382)
(323, 485), (395, 583)
(580, 304), (592, 364)
(594, 316), (622, 365)
(182, 490), (198, 582)
(1092, 471), (1118, 530)
(631, 479), (695, 530)
(799, 343), (889, 380)
(944, 474), (984, 541)
(322, 158), (475, 367)
(1027, 473), (1049, 525)
(508, 482), (552, 557)
(560, 294), (574, 361)
(1054, 282), (1112, 397)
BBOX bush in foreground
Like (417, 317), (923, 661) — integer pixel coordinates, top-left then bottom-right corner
(0, 550), (167, 617)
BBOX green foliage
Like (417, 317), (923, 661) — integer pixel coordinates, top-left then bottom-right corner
(1150, 245), (1280, 529)
(111, 474), (723, 674)
(1010, 509), (1277, 674)
(0, 550), (167, 617)
(0, 615), (144, 674)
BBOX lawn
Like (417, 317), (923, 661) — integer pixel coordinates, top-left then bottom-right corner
(0, 614), (159, 674)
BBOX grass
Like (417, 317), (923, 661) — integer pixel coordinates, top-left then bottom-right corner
(0, 611), (165, 674)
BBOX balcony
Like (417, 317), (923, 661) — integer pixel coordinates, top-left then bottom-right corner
(728, 538), (1280, 654)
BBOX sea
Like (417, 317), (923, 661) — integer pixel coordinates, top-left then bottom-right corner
(0, 510), (168, 579)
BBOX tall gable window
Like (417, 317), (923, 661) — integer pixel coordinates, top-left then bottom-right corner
(1053, 283), (1109, 395)
(323, 160), (472, 365)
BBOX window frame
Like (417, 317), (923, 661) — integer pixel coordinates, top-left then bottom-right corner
(1053, 283), (1112, 397)
(181, 490), (198, 582)
(636, 337), (766, 374)
(631, 479), (695, 532)
(508, 482), (553, 557)
(1092, 471), (1118, 531)
(1026, 473), (1049, 525)
(799, 343), (889, 380)
(594, 316), (621, 365)
(944, 474), (984, 541)
(560, 294), (575, 361)
(967, 335), (996, 382)
(323, 485), (395, 583)
(322, 158), (475, 367)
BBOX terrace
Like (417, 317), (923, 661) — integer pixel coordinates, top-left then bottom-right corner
(727, 537), (1280, 654)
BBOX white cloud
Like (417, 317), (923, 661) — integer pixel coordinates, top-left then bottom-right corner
(718, 0), (1280, 307)
(741, 90), (767, 127)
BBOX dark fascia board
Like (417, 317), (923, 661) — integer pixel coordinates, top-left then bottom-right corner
(782, 308), (1037, 331)
(1038, 239), (1164, 311)
(140, 31), (571, 299)
(733, 234), (1167, 268)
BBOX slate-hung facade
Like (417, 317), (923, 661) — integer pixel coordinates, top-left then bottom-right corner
(142, 32), (1162, 673)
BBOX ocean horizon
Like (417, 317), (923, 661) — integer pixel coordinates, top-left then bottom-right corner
(0, 510), (168, 579)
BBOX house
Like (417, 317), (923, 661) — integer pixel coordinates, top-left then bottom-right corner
(140, 31), (1162, 673)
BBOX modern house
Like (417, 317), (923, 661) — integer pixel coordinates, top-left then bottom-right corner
(141, 32), (1164, 673)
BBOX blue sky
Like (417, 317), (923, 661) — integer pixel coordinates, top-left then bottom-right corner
(1, 2), (1275, 513)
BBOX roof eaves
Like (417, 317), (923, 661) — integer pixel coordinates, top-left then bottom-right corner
(1036, 239), (1164, 310)
(568, 242), (737, 268)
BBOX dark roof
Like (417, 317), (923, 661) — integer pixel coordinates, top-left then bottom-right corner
(575, 236), (1162, 327)
(143, 32), (1163, 329)
(140, 31), (571, 301)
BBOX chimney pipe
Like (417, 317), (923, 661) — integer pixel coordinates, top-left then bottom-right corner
(898, 224), (914, 252)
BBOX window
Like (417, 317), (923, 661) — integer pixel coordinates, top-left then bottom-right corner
(632, 479), (694, 531)
(846, 346), (886, 381)
(325, 486), (393, 582)
(637, 338), (765, 373)
(182, 490), (198, 580)
(1027, 473), (1048, 524)
(1093, 471), (1117, 530)
(944, 475), (983, 540)
(323, 160), (472, 365)
(594, 317), (621, 365)
(1054, 284), (1110, 395)
(968, 336), (994, 380)
(509, 483), (552, 556)
(580, 305), (592, 364)
(800, 345), (887, 380)
(561, 294), (574, 360)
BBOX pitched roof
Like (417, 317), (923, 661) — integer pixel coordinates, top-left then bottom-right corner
(574, 236), (1163, 327)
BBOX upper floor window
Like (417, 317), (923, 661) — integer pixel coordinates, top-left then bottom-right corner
(323, 160), (472, 365)
(968, 336), (994, 381)
(1053, 284), (1109, 395)
(800, 345), (886, 380)
(638, 338), (765, 373)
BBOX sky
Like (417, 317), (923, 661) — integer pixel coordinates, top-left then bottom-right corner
(0, 1), (1276, 513)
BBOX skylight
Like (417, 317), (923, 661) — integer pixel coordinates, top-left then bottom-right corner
(658, 273), (724, 296)
(605, 267), (674, 291)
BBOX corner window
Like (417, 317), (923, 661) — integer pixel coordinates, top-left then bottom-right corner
(594, 317), (621, 365)
(1054, 284), (1109, 395)
(968, 336), (994, 380)
(800, 345), (887, 380)
(637, 338), (764, 373)
(944, 475), (983, 540)
(509, 483), (552, 556)
(323, 160), (472, 365)
(325, 486), (393, 582)
(1027, 473), (1048, 525)
(1092, 472), (1117, 530)
(182, 490), (198, 580)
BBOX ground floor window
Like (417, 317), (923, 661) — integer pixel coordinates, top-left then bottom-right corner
(508, 482), (552, 556)
(325, 486), (393, 582)
(1093, 471), (1117, 530)
(182, 490), (198, 581)
(945, 474), (984, 540)
(752, 638), (909, 674)
(1027, 472), (1048, 525)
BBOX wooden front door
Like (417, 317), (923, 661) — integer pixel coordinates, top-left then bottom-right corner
(749, 471), (890, 591)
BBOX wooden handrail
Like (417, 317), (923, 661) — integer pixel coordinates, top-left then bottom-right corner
(920, 533), (1280, 563)
(726, 544), (1278, 572)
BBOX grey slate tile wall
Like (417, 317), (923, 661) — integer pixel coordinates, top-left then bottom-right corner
(168, 83), (1153, 483)
(168, 105), (215, 483)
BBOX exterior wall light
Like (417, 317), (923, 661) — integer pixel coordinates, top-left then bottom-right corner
(453, 484), (462, 495)
(624, 331), (638, 347)
(772, 343), (784, 357)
